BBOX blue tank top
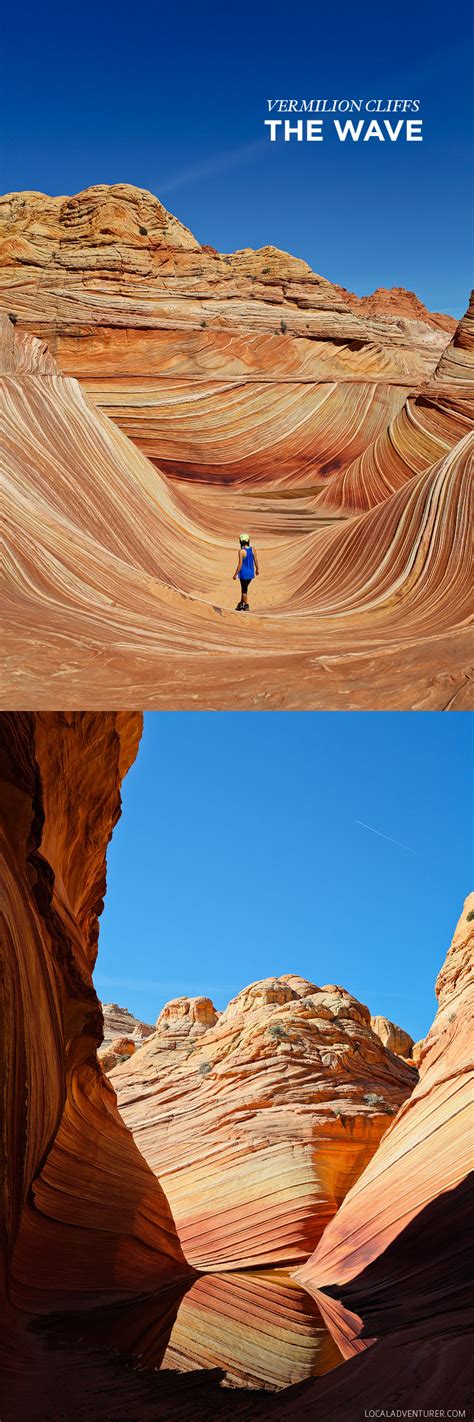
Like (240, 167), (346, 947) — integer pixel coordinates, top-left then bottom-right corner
(240, 545), (255, 579)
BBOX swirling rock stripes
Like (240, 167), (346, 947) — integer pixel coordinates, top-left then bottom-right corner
(110, 978), (416, 1272)
(295, 897), (474, 1361)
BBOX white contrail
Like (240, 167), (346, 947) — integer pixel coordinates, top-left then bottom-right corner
(159, 139), (267, 196)
(354, 819), (412, 852)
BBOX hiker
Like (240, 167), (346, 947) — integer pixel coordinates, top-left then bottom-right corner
(233, 534), (259, 611)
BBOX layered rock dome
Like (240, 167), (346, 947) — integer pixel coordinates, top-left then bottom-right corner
(109, 976), (416, 1270)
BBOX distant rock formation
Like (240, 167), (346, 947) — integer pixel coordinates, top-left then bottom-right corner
(334, 283), (457, 336)
(110, 976), (416, 1270)
(295, 896), (474, 1398)
(370, 1015), (414, 1059)
(98, 1002), (154, 1069)
(101, 1001), (154, 1046)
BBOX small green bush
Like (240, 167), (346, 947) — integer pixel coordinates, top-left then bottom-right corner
(198, 1060), (211, 1075)
(268, 1023), (287, 1039)
(9, 312), (18, 324)
(201, 319), (207, 328)
(139, 225), (148, 235)
(466, 909), (474, 921)
(364, 1091), (385, 1107)
(280, 318), (287, 334)
(262, 266), (270, 274)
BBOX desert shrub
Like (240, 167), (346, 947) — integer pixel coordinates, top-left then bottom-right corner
(139, 225), (148, 235)
(268, 1023), (287, 1039)
(201, 319), (207, 327)
(364, 1091), (385, 1107)
(467, 909), (474, 921)
(262, 266), (270, 274)
(9, 312), (18, 324)
(280, 318), (287, 333)
(198, 1060), (211, 1075)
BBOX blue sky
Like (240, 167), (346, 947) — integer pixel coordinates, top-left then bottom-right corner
(2, 0), (472, 314)
(94, 712), (473, 1043)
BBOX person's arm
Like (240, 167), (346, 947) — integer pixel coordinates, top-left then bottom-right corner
(233, 550), (244, 580)
(254, 547), (259, 575)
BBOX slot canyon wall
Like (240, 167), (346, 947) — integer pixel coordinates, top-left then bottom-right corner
(292, 893), (474, 1415)
(0, 712), (193, 1415)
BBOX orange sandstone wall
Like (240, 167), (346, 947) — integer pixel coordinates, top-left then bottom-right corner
(295, 896), (474, 1362)
(0, 712), (190, 1328)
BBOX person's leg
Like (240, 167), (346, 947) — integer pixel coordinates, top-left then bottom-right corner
(241, 579), (249, 609)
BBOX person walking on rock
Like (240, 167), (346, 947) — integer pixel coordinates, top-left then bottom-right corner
(233, 534), (259, 611)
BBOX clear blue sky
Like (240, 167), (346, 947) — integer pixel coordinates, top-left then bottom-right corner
(94, 712), (473, 1043)
(1, 0), (472, 315)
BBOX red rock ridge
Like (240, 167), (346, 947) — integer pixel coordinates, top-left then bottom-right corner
(335, 283), (456, 335)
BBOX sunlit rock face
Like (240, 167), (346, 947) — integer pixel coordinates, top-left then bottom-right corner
(100, 1001), (154, 1046)
(0, 183), (453, 491)
(0, 711), (191, 1346)
(97, 1002), (154, 1069)
(370, 1015), (414, 1059)
(163, 1269), (342, 1390)
(295, 897), (474, 1387)
(110, 976), (416, 1271)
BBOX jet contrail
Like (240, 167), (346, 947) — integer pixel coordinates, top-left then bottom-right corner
(159, 139), (267, 196)
(355, 819), (412, 852)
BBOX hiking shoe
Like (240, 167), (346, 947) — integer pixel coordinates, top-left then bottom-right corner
(242, 603), (250, 611)
(235, 601), (244, 611)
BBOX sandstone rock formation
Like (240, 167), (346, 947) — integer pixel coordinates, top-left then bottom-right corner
(110, 976), (416, 1271)
(163, 1269), (342, 1389)
(3, 303), (472, 711)
(98, 1001), (154, 1069)
(334, 283), (457, 335)
(0, 184), (455, 493)
(1, 709), (472, 1418)
(0, 711), (192, 1414)
(370, 1015), (414, 1059)
(314, 292), (474, 514)
(295, 896), (474, 1388)
(100, 1001), (154, 1047)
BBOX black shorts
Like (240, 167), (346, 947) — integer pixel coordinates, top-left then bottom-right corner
(239, 578), (251, 594)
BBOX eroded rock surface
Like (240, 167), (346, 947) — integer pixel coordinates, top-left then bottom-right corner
(295, 897), (474, 1385)
(0, 184), (457, 501)
(3, 304), (472, 711)
(370, 1015), (414, 1059)
(110, 976), (416, 1270)
(0, 711), (191, 1400)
